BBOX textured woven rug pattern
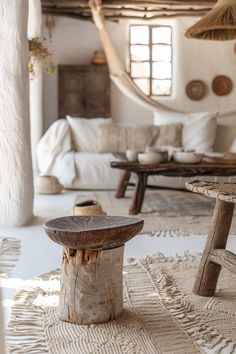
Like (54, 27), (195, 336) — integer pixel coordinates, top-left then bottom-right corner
(6, 253), (236, 354)
(0, 237), (21, 278)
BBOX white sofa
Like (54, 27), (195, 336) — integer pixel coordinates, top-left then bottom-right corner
(37, 114), (236, 190)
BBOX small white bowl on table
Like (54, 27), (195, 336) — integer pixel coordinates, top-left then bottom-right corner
(173, 151), (203, 164)
(126, 150), (142, 162)
(138, 151), (168, 165)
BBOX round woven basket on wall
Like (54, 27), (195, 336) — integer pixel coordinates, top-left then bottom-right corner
(72, 200), (106, 216)
(35, 175), (63, 195)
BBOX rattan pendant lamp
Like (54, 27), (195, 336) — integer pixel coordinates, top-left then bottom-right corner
(185, 0), (236, 40)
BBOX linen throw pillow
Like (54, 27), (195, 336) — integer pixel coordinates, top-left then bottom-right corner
(147, 123), (182, 147)
(153, 111), (218, 153)
(66, 116), (112, 152)
(98, 124), (159, 153)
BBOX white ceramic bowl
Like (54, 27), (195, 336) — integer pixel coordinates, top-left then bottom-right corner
(173, 151), (203, 164)
(126, 150), (141, 162)
(138, 152), (166, 165)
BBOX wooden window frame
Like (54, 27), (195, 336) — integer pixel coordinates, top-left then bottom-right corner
(129, 24), (172, 97)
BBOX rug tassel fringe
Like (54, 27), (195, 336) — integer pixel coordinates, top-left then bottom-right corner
(138, 254), (236, 354)
(6, 289), (50, 354)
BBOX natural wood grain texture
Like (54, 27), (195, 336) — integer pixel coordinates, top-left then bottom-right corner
(44, 215), (143, 325)
(210, 249), (236, 275)
(111, 161), (236, 215)
(59, 65), (110, 119)
(44, 215), (143, 250)
(42, 0), (216, 20)
(192, 199), (234, 296)
(59, 246), (124, 324)
(186, 180), (236, 203)
(111, 161), (236, 176)
(115, 170), (131, 198)
(129, 173), (147, 215)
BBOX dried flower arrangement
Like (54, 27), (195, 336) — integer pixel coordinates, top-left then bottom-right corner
(28, 38), (56, 78)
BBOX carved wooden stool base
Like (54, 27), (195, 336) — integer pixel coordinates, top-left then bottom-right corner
(44, 215), (143, 324)
(59, 246), (124, 324)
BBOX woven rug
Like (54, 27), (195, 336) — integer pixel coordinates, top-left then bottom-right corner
(0, 237), (21, 278)
(6, 253), (236, 354)
(142, 191), (215, 216)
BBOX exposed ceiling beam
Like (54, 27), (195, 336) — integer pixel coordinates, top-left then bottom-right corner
(42, 0), (216, 21)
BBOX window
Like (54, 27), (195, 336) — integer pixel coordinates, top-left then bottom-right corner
(129, 25), (172, 96)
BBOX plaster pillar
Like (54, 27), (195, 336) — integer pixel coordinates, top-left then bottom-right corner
(0, 1), (34, 226)
(28, 0), (43, 173)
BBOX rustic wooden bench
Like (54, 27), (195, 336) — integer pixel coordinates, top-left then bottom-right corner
(44, 215), (143, 324)
(186, 181), (236, 297)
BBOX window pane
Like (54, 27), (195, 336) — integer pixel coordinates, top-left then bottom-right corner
(152, 79), (171, 95)
(134, 78), (150, 95)
(130, 26), (149, 45)
(152, 62), (171, 79)
(152, 27), (171, 44)
(130, 45), (150, 61)
(131, 62), (150, 78)
(152, 45), (171, 62)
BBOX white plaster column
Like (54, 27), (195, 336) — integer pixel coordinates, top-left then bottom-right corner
(28, 0), (43, 173)
(0, 1), (34, 226)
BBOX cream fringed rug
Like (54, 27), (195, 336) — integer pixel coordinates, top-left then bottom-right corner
(7, 253), (236, 354)
(0, 237), (21, 277)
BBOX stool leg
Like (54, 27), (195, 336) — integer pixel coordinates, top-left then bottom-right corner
(193, 199), (234, 296)
(59, 246), (124, 324)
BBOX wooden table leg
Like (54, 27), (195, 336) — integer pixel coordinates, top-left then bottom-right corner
(116, 171), (131, 198)
(193, 199), (235, 296)
(129, 173), (147, 215)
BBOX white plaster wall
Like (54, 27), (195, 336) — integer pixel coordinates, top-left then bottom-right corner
(43, 16), (236, 131)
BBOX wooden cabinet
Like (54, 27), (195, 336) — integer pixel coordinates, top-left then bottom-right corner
(59, 65), (110, 119)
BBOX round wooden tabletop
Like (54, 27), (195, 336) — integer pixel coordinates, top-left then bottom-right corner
(44, 215), (144, 250)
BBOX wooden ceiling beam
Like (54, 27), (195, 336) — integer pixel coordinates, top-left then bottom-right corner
(42, 0), (216, 20)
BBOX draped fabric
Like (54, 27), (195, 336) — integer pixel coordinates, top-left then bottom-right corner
(89, 0), (179, 113)
(89, 0), (236, 118)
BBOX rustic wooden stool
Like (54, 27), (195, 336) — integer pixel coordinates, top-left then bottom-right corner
(44, 215), (143, 324)
(186, 181), (236, 297)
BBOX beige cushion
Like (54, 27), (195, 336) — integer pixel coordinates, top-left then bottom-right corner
(98, 124), (159, 153)
(153, 111), (218, 152)
(147, 123), (182, 148)
(67, 116), (112, 152)
(214, 124), (236, 152)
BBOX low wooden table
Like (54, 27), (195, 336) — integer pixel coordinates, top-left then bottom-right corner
(110, 161), (236, 215)
(44, 215), (143, 325)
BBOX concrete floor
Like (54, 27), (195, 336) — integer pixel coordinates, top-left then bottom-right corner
(1, 190), (236, 351)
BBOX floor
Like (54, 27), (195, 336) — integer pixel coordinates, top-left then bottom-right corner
(1, 188), (236, 346)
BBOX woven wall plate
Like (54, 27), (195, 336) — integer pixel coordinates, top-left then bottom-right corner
(186, 80), (207, 100)
(212, 75), (233, 96)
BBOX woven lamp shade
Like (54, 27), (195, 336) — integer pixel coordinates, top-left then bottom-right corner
(185, 0), (236, 40)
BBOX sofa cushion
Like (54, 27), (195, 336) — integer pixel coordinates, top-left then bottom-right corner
(66, 116), (112, 152)
(153, 111), (218, 153)
(147, 123), (183, 148)
(98, 124), (159, 153)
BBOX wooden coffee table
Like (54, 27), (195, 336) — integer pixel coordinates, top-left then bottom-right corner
(110, 161), (236, 215)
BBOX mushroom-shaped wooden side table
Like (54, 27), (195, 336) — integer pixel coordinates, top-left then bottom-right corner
(44, 215), (143, 325)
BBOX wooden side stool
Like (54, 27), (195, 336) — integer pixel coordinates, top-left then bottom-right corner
(44, 215), (143, 324)
(186, 181), (236, 297)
